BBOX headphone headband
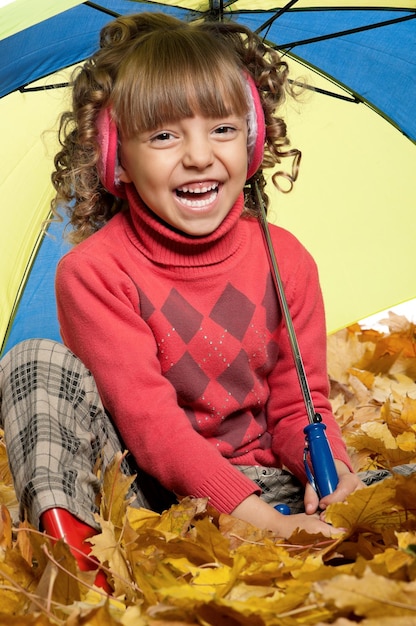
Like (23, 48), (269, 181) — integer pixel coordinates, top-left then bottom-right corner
(245, 73), (266, 180)
(96, 106), (125, 198)
(96, 73), (265, 197)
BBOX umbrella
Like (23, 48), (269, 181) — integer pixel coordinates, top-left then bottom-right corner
(1, 0), (415, 356)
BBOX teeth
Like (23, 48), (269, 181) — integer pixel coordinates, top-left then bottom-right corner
(177, 183), (218, 194)
(178, 191), (218, 208)
(175, 183), (219, 208)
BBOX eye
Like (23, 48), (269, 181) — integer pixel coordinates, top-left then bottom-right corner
(213, 125), (237, 135)
(149, 131), (175, 143)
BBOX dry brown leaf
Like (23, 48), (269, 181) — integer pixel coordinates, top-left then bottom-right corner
(315, 569), (416, 619)
(327, 327), (369, 383)
(89, 519), (133, 601)
(100, 452), (137, 531)
(0, 615), (54, 626)
(318, 618), (416, 626)
(348, 367), (375, 390)
(66, 602), (121, 626)
(325, 474), (416, 534)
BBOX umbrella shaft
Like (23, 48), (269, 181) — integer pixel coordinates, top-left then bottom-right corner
(254, 182), (316, 425)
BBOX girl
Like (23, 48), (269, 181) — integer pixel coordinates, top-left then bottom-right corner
(0, 13), (362, 587)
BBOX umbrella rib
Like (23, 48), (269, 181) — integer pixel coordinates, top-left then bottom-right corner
(254, 0), (300, 36)
(83, 1), (121, 19)
(288, 79), (359, 104)
(14, 2), (123, 95)
(20, 83), (70, 93)
(268, 13), (416, 49)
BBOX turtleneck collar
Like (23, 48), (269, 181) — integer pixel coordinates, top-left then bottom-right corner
(124, 185), (247, 268)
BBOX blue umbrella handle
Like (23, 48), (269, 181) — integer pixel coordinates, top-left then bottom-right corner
(304, 420), (339, 498)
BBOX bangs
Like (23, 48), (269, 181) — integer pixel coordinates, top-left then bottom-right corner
(111, 27), (249, 137)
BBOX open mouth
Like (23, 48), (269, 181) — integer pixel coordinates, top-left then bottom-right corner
(175, 183), (219, 208)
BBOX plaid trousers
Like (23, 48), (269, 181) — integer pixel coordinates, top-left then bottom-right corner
(0, 339), (410, 528)
(0, 339), (161, 528)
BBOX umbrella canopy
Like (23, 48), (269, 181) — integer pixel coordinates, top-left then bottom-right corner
(1, 0), (415, 355)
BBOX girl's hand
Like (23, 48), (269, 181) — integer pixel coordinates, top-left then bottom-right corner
(275, 511), (342, 539)
(304, 460), (365, 515)
(232, 494), (342, 539)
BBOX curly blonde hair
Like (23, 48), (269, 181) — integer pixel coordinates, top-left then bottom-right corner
(52, 12), (300, 244)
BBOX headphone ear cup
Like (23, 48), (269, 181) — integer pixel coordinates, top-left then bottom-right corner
(96, 107), (126, 198)
(245, 74), (266, 180)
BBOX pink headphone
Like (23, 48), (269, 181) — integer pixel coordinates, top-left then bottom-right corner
(96, 74), (265, 198)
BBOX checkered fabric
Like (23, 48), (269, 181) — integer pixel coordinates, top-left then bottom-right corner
(237, 465), (306, 513)
(0, 339), (155, 528)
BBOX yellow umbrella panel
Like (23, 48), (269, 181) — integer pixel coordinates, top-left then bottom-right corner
(270, 65), (416, 332)
(0, 71), (71, 349)
(0, 0), (83, 40)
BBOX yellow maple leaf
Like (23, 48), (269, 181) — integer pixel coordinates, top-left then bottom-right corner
(89, 518), (132, 600)
(100, 452), (137, 531)
(315, 569), (416, 619)
(234, 540), (305, 585)
(348, 368), (375, 390)
(126, 507), (161, 532)
(188, 563), (233, 596)
(65, 602), (122, 626)
(324, 618), (416, 626)
(401, 396), (416, 424)
(0, 615), (54, 626)
(347, 421), (416, 467)
(353, 546), (414, 579)
(396, 431), (416, 452)
(325, 475), (416, 533)
(327, 327), (369, 384)
(155, 498), (209, 538)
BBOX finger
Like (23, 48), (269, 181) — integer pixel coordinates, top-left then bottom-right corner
(319, 475), (362, 508)
(304, 481), (319, 514)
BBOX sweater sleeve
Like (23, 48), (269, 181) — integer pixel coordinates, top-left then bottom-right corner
(266, 228), (352, 482)
(55, 244), (259, 514)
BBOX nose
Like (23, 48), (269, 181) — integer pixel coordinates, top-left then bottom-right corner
(182, 135), (214, 170)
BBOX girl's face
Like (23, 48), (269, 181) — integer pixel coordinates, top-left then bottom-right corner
(118, 114), (248, 237)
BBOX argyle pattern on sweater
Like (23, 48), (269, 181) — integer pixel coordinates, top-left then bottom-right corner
(136, 272), (281, 459)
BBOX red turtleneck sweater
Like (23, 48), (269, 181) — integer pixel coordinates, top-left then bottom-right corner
(56, 189), (351, 513)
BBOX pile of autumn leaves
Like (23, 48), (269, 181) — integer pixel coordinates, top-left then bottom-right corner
(1, 312), (416, 625)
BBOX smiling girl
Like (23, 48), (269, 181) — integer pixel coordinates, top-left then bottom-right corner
(0, 13), (362, 590)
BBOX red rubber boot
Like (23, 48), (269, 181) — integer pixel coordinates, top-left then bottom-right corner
(41, 508), (111, 593)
